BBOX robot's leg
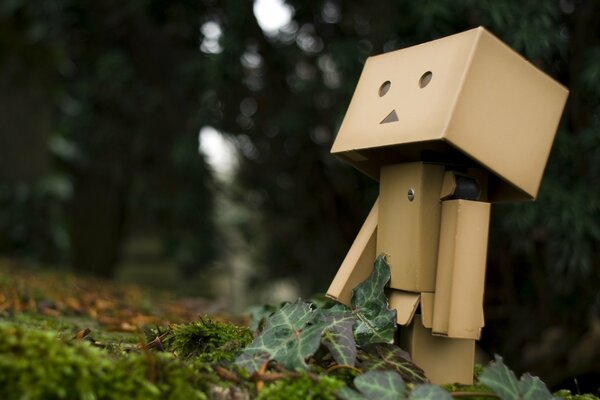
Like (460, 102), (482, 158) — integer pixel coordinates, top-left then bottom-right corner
(399, 314), (476, 384)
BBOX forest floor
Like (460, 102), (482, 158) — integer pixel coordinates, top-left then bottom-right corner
(0, 259), (251, 399)
(0, 258), (597, 400)
(0, 258), (235, 339)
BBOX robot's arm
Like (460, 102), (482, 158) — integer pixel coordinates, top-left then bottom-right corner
(326, 198), (379, 306)
(431, 171), (490, 340)
(325, 197), (433, 327)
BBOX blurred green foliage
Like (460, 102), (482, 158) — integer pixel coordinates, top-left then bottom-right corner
(0, 176), (70, 262)
(0, 0), (218, 276)
(256, 373), (344, 400)
(0, 0), (598, 391)
(0, 323), (208, 400)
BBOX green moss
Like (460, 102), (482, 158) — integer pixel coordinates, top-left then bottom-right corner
(474, 363), (485, 378)
(257, 374), (345, 400)
(554, 389), (600, 400)
(443, 381), (495, 400)
(6, 312), (139, 351)
(0, 322), (207, 400)
(325, 366), (361, 386)
(9, 312), (79, 332)
(164, 318), (253, 362)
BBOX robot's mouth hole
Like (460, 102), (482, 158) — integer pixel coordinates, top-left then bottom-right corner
(381, 109), (399, 124)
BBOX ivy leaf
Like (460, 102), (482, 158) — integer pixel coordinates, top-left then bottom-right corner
(517, 374), (555, 400)
(235, 300), (324, 373)
(354, 370), (406, 400)
(234, 351), (270, 374)
(359, 343), (427, 383)
(351, 254), (397, 346)
(337, 374), (451, 400)
(478, 355), (553, 400)
(247, 303), (278, 332)
(337, 387), (368, 400)
(409, 384), (452, 400)
(317, 305), (357, 366)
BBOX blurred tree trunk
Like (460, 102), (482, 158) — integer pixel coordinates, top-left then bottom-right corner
(566, 0), (600, 134)
(0, 63), (52, 183)
(70, 169), (128, 277)
(66, 4), (216, 278)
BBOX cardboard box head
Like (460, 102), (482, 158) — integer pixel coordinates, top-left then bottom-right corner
(331, 27), (568, 202)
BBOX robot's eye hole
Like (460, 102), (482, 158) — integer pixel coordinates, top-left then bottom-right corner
(379, 80), (391, 97)
(419, 71), (433, 88)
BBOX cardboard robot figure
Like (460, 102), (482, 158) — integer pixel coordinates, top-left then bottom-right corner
(326, 27), (568, 384)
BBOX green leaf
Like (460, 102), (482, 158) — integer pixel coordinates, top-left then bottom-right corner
(353, 370), (406, 400)
(337, 387), (368, 400)
(235, 351), (270, 374)
(236, 255), (398, 372)
(409, 384), (452, 400)
(479, 355), (553, 400)
(518, 374), (554, 400)
(479, 356), (520, 399)
(359, 343), (427, 384)
(247, 304), (278, 332)
(317, 305), (357, 366)
(235, 300), (324, 373)
(351, 254), (397, 346)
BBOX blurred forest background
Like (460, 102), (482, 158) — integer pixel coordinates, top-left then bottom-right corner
(0, 0), (598, 391)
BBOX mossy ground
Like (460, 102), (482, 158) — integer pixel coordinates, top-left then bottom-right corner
(0, 259), (597, 400)
(0, 260), (254, 399)
(0, 323), (210, 400)
(163, 319), (253, 361)
(256, 374), (345, 400)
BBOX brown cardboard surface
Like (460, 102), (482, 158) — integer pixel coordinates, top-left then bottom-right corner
(440, 171), (457, 200)
(332, 29), (477, 155)
(447, 29), (568, 201)
(420, 292), (435, 329)
(326, 199), (378, 306)
(399, 315), (475, 384)
(432, 200), (490, 339)
(377, 162), (445, 292)
(387, 290), (420, 326)
(330, 27), (568, 202)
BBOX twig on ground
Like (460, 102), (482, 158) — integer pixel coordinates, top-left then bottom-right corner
(214, 366), (240, 384)
(251, 370), (322, 383)
(255, 361), (269, 393)
(71, 328), (91, 341)
(142, 332), (170, 351)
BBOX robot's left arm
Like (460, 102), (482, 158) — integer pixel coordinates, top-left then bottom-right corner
(431, 171), (491, 340)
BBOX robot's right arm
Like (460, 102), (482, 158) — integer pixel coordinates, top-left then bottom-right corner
(326, 198), (379, 306)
